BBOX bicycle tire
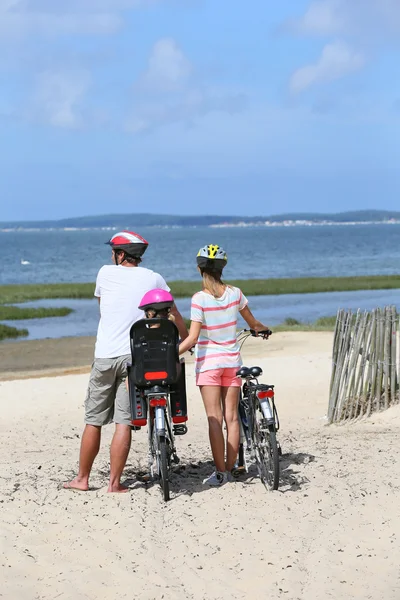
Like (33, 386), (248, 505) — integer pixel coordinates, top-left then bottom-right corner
(158, 434), (170, 501)
(252, 403), (280, 491)
(237, 389), (247, 469)
(238, 443), (245, 469)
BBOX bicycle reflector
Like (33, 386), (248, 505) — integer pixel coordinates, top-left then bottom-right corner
(257, 389), (274, 399)
(131, 419), (147, 427)
(172, 416), (188, 424)
(144, 371), (168, 381)
(149, 397), (167, 407)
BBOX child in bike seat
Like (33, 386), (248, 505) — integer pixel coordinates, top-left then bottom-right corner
(138, 288), (176, 326)
(127, 289), (188, 427)
(126, 289), (175, 391)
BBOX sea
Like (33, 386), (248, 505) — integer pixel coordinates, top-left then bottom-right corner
(1, 224), (400, 341)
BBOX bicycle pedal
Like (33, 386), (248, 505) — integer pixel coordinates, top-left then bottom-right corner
(231, 466), (246, 478)
(173, 425), (188, 436)
(137, 471), (151, 483)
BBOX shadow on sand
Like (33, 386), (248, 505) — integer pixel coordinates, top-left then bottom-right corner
(119, 451), (316, 500)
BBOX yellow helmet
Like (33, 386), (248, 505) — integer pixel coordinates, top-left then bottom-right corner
(196, 244), (227, 270)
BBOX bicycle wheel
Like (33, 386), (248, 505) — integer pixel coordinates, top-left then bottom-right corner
(252, 402), (280, 491)
(157, 434), (170, 501)
(237, 443), (245, 469)
(237, 390), (248, 470)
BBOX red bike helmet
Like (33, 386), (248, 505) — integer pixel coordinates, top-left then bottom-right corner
(106, 231), (148, 259)
(139, 289), (174, 312)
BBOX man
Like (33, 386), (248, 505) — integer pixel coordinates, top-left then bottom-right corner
(64, 231), (188, 493)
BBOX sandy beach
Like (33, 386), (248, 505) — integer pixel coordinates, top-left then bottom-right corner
(1, 331), (400, 600)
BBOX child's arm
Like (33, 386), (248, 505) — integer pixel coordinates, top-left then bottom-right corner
(239, 305), (270, 335)
(179, 321), (202, 355)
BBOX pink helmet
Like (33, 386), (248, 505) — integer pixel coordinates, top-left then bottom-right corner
(139, 289), (174, 312)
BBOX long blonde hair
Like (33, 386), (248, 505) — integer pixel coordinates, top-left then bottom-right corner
(200, 267), (226, 298)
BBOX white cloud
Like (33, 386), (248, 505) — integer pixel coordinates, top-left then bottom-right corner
(290, 0), (400, 39)
(0, 0), (162, 37)
(128, 90), (247, 133)
(24, 1), (152, 9)
(140, 38), (192, 92)
(291, 0), (345, 36)
(128, 38), (247, 132)
(34, 70), (90, 128)
(290, 41), (364, 94)
(285, 0), (400, 97)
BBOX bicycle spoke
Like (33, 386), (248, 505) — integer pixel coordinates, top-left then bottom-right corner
(252, 403), (280, 490)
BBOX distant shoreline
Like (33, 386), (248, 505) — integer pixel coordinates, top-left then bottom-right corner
(1, 209), (400, 231)
(1, 220), (400, 233)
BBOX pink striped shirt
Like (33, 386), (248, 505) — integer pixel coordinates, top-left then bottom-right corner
(190, 286), (248, 373)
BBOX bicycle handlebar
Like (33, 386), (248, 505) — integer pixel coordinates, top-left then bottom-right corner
(240, 328), (272, 338)
(249, 328), (272, 338)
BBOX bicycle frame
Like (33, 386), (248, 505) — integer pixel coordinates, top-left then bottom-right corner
(235, 329), (281, 489)
(145, 389), (176, 477)
(239, 377), (277, 448)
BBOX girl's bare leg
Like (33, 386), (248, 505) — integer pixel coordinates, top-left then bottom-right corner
(221, 386), (240, 471)
(199, 386), (225, 472)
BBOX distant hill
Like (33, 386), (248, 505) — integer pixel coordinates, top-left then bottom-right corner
(1, 210), (400, 230)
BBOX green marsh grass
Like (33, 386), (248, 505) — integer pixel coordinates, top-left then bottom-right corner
(273, 315), (336, 332)
(0, 306), (73, 320)
(1, 275), (400, 304)
(0, 323), (28, 340)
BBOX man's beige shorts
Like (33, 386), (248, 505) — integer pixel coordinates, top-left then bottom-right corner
(84, 355), (131, 426)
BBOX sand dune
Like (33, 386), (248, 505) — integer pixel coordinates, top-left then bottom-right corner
(1, 332), (399, 600)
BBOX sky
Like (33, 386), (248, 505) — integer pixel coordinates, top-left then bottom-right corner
(0, 0), (399, 221)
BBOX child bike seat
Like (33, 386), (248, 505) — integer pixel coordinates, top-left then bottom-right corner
(129, 318), (181, 387)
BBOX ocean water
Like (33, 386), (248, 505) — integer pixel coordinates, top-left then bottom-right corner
(1, 224), (400, 285)
(1, 224), (400, 341)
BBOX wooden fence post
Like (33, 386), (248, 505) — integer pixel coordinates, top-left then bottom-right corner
(328, 306), (399, 424)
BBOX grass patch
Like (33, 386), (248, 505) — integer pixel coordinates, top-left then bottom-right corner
(0, 306), (73, 320)
(273, 315), (336, 332)
(282, 317), (301, 326)
(1, 274), (400, 304)
(0, 283), (95, 304)
(314, 316), (337, 328)
(0, 323), (28, 341)
(175, 275), (400, 297)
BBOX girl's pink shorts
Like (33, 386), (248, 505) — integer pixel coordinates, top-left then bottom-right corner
(196, 367), (242, 387)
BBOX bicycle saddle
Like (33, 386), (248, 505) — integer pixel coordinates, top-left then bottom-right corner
(250, 366), (263, 377)
(236, 366), (251, 378)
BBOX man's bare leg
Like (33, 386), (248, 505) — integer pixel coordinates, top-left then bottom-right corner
(64, 424), (101, 491)
(108, 424), (132, 493)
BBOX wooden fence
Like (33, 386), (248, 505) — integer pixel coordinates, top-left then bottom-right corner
(328, 306), (399, 424)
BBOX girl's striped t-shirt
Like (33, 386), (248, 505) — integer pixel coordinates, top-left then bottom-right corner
(190, 286), (248, 373)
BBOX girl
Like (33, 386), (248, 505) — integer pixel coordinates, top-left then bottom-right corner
(179, 245), (270, 486)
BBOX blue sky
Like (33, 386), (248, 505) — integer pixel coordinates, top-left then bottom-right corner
(1, 0), (399, 221)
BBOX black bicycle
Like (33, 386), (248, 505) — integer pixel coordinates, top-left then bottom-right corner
(127, 318), (188, 502)
(236, 329), (281, 491)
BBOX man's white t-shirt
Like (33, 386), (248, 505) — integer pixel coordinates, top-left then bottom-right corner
(94, 265), (170, 358)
